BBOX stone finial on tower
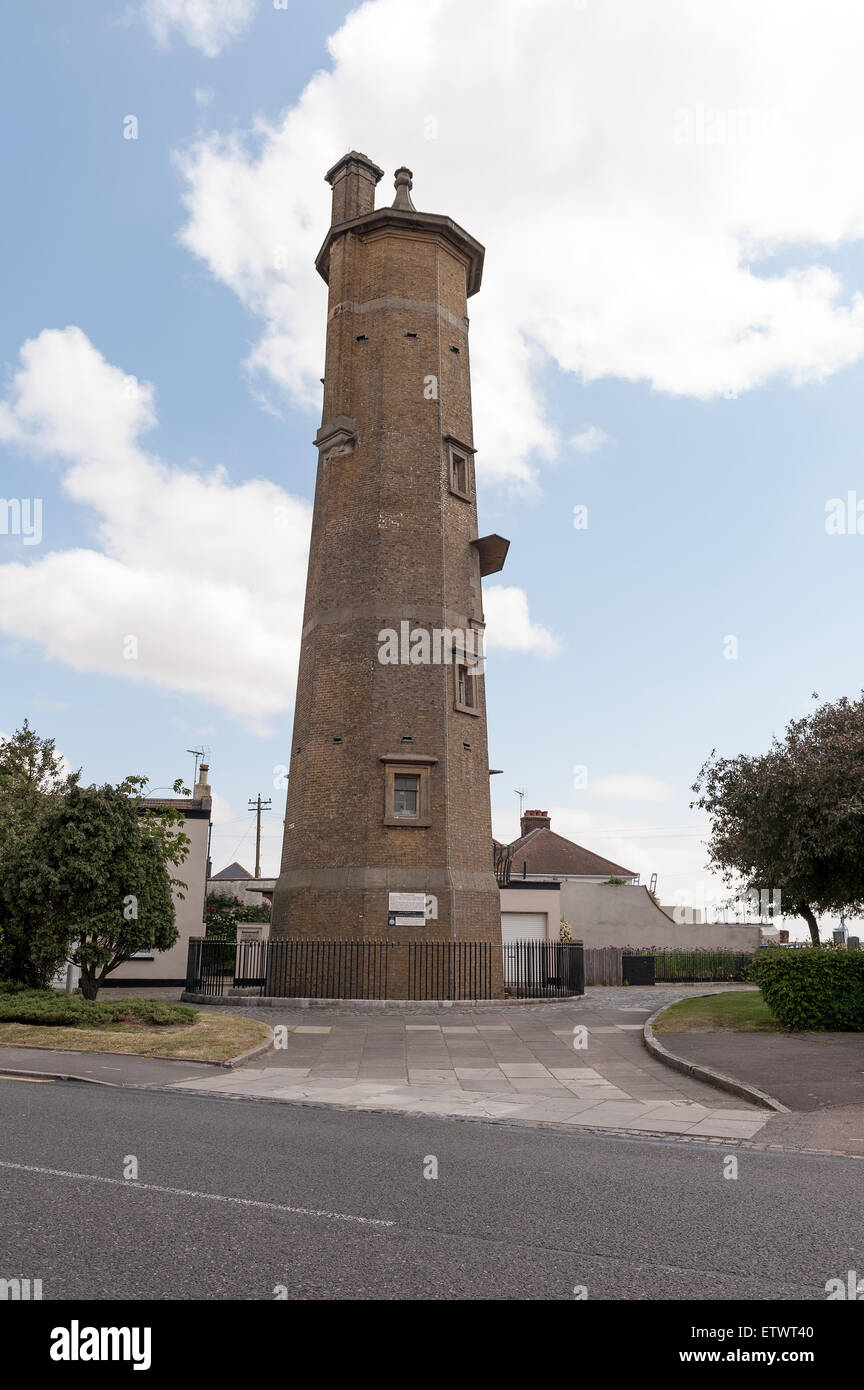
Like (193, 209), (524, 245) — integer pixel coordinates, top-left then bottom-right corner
(392, 166), (416, 211)
(325, 151), (384, 225)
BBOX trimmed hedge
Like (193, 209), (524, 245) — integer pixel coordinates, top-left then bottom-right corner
(0, 988), (196, 1029)
(748, 948), (864, 1031)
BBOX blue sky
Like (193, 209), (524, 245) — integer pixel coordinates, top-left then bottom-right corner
(2, 1), (863, 932)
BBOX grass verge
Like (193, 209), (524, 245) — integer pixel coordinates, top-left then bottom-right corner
(0, 1009), (270, 1062)
(654, 990), (780, 1033)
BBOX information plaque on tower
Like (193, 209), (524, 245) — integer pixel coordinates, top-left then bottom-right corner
(388, 892), (426, 927)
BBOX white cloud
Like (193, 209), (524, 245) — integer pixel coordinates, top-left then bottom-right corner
(0, 328), (311, 733)
(484, 585), (559, 655)
(194, 87), (215, 108)
(569, 425), (609, 456)
(0, 329), (549, 727)
(490, 800), (728, 912)
(177, 0), (864, 489)
(588, 774), (678, 804)
(142, 0), (257, 57)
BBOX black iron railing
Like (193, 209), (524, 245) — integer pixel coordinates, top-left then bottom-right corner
(493, 844), (512, 887)
(650, 949), (753, 982)
(185, 938), (584, 1001)
(501, 939), (585, 997)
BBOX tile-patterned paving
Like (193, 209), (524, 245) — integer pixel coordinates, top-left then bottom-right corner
(163, 984), (775, 1139)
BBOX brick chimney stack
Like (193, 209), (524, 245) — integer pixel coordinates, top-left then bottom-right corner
(194, 763), (212, 808)
(325, 151), (384, 226)
(520, 809), (550, 837)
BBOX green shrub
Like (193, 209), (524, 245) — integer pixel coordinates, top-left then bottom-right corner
(0, 989), (195, 1029)
(106, 998), (196, 1027)
(749, 947), (864, 1030)
(0, 991), (109, 1025)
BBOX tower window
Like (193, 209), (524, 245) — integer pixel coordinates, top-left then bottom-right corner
(405, 331), (418, 339)
(381, 755), (435, 827)
(393, 774), (420, 818)
(451, 451), (468, 495)
(446, 438), (474, 500)
(355, 334), (368, 342)
(454, 652), (480, 716)
(449, 345), (461, 354)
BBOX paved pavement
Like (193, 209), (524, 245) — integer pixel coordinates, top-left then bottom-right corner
(1, 986), (771, 1142)
(2, 1077), (861, 1300)
(656, 1030), (864, 1111)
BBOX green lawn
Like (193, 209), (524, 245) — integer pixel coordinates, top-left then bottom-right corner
(654, 990), (779, 1033)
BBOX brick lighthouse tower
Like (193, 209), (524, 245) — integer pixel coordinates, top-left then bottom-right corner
(270, 153), (506, 966)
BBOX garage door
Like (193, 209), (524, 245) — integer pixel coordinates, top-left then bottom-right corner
(501, 912), (548, 985)
(501, 912), (547, 943)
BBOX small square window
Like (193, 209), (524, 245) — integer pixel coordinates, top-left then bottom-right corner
(382, 758), (434, 827)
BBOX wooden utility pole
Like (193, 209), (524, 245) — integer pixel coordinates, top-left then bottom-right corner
(247, 794), (272, 878)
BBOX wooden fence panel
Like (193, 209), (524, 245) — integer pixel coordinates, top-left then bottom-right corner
(583, 947), (623, 986)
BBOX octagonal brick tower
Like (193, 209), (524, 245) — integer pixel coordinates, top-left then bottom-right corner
(270, 153), (507, 956)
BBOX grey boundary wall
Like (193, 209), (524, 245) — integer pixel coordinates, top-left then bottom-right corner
(560, 882), (762, 951)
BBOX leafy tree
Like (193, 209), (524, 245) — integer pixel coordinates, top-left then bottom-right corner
(692, 693), (864, 945)
(1, 776), (190, 997)
(0, 722), (80, 982)
(0, 720), (78, 837)
(205, 891), (270, 938)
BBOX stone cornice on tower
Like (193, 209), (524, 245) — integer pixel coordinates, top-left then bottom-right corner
(315, 206), (485, 297)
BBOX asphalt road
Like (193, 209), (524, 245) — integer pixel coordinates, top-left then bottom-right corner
(0, 1077), (861, 1300)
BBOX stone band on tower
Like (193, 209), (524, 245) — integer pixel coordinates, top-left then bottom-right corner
(270, 152), (506, 954)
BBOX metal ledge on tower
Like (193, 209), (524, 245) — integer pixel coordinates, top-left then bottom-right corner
(472, 534), (510, 576)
